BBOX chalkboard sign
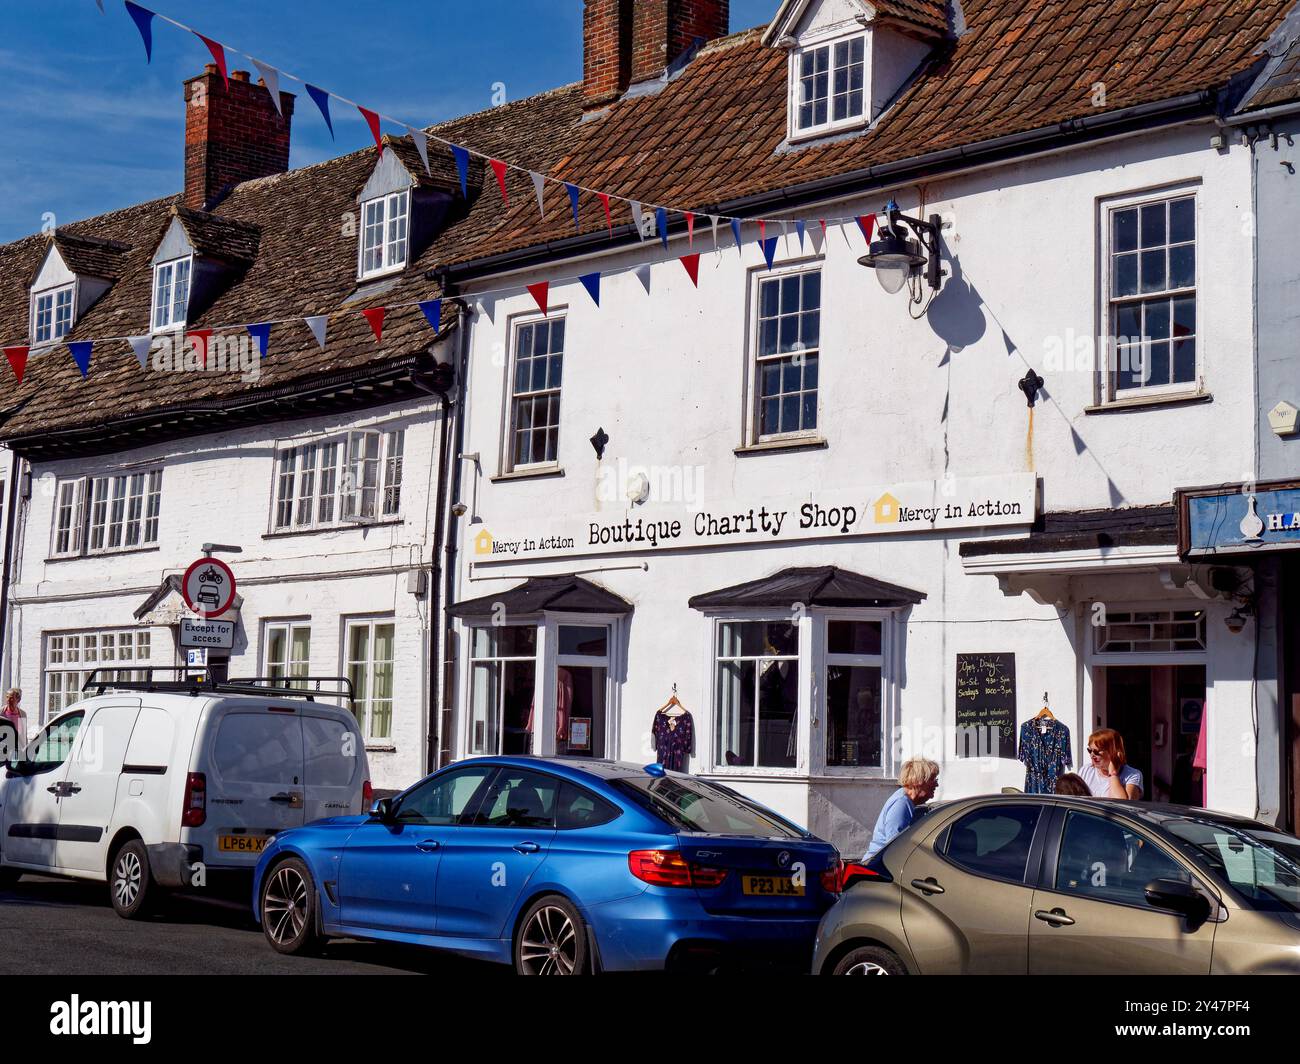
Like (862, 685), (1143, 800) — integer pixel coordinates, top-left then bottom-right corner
(955, 653), (1017, 758)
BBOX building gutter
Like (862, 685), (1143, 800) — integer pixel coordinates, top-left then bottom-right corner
(444, 90), (1216, 282)
(1221, 100), (1300, 126)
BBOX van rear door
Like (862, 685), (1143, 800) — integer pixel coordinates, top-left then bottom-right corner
(200, 708), (307, 866)
(301, 711), (367, 820)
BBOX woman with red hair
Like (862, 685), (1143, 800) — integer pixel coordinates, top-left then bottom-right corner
(1077, 728), (1143, 799)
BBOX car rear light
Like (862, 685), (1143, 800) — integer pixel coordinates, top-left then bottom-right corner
(182, 772), (206, 828)
(821, 858), (844, 894)
(362, 779), (373, 807)
(628, 849), (728, 888)
(841, 856), (892, 890)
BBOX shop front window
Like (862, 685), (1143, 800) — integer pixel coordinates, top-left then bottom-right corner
(468, 626), (537, 756)
(714, 620), (799, 769)
(825, 620), (884, 768)
(555, 624), (609, 759)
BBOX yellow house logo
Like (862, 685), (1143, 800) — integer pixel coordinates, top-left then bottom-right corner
(872, 492), (900, 524)
(473, 529), (494, 555)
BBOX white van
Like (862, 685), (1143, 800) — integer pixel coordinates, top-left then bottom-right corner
(0, 678), (369, 918)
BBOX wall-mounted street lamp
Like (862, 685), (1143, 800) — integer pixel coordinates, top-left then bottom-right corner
(858, 200), (944, 295)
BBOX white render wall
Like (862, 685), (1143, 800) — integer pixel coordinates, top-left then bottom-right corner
(452, 123), (1263, 851)
(6, 397), (445, 792)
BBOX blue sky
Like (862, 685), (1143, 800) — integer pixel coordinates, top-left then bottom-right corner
(0, 0), (779, 243)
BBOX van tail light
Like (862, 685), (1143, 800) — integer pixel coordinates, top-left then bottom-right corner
(628, 849), (728, 889)
(821, 858), (844, 894)
(362, 780), (373, 807)
(182, 772), (206, 828)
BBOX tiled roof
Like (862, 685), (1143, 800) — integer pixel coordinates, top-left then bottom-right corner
(452, 0), (1295, 266)
(172, 206), (261, 263)
(1236, 1), (1300, 110)
(47, 232), (132, 282)
(875, 0), (951, 35)
(0, 0), (1295, 444)
(0, 85), (584, 443)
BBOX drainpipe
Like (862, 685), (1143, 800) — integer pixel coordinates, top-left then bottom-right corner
(0, 456), (24, 690)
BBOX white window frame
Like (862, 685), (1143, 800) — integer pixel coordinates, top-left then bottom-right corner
(50, 477), (88, 559)
(460, 614), (623, 761)
(357, 189), (410, 279)
(43, 628), (153, 723)
(1098, 185), (1200, 404)
(1085, 604), (1209, 667)
(813, 609), (897, 778)
(31, 283), (76, 345)
(503, 311), (566, 474)
(86, 469), (162, 555)
(151, 255), (192, 332)
(343, 616), (396, 744)
(746, 259), (823, 445)
(263, 620), (312, 687)
(787, 31), (869, 143)
(269, 428), (404, 532)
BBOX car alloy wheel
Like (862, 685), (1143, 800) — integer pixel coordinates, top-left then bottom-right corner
(113, 848), (142, 909)
(519, 904), (579, 975)
(263, 864), (309, 947)
(844, 960), (890, 975)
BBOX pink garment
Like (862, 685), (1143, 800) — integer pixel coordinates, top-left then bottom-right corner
(1192, 704), (1208, 805)
(524, 667), (573, 742)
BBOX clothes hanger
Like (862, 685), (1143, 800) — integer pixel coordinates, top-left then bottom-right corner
(658, 684), (687, 717)
(1035, 692), (1054, 729)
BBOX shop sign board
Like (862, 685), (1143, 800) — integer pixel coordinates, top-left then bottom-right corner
(180, 616), (235, 650)
(1178, 480), (1300, 558)
(954, 653), (1017, 759)
(471, 473), (1037, 563)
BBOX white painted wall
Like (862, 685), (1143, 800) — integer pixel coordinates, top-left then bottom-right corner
(6, 397), (445, 792)
(452, 123), (1263, 851)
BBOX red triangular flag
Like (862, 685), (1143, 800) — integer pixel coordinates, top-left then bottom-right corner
(685, 212), (695, 247)
(680, 253), (701, 287)
(819, 219), (827, 240)
(4, 345), (29, 384)
(526, 281), (550, 315)
(358, 106), (383, 152)
(187, 329), (212, 369)
(490, 159), (509, 205)
(758, 219), (767, 242)
(597, 192), (612, 234)
(196, 35), (228, 90)
(362, 307), (385, 342)
(857, 214), (877, 244)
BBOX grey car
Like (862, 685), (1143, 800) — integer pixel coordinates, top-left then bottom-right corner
(812, 794), (1300, 975)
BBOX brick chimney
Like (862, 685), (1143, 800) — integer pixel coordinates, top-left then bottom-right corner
(583, 0), (728, 110)
(183, 66), (294, 211)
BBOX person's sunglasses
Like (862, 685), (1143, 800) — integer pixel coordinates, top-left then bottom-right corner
(1087, 747), (1103, 756)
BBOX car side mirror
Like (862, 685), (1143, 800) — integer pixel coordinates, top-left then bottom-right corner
(369, 797), (394, 822)
(1145, 877), (1211, 925)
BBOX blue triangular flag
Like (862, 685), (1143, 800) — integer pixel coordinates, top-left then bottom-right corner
(761, 236), (778, 270)
(306, 84), (334, 139)
(418, 299), (442, 332)
(565, 183), (580, 230)
(579, 271), (601, 306)
(795, 220), (806, 250)
(656, 207), (669, 249)
(124, 2), (154, 62)
(451, 146), (469, 198)
(730, 218), (742, 249)
(68, 341), (92, 378)
(246, 322), (271, 359)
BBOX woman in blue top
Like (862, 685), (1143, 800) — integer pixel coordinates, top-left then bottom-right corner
(864, 757), (940, 860)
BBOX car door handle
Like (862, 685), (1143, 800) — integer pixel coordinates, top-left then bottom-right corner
(46, 784), (63, 796)
(269, 792), (298, 805)
(64, 784), (81, 795)
(513, 841), (540, 854)
(1034, 907), (1076, 927)
(415, 840), (440, 853)
(909, 877), (945, 895)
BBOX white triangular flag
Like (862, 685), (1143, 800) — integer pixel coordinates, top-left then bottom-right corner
(251, 60), (283, 117)
(305, 315), (328, 350)
(635, 263), (652, 293)
(709, 215), (719, 251)
(128, 335), (151, 368)
(408, 128), (431, 174)
(630, 201), (646, 241)
(530, 172), (546, 218)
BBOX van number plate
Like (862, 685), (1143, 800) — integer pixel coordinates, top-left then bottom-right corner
(218, 835), (270, 854)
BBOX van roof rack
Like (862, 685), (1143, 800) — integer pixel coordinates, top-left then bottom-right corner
(82, 667), (355, 706)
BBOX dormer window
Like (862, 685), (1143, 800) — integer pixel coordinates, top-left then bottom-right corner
(152, 256), (191, 331)
(359, 190), (409, 279)
(795, 34), (866, 135)
(33, 284), (75, 344)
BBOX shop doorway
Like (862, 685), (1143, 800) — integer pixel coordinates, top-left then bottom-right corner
(1097, 664), (1206, 804)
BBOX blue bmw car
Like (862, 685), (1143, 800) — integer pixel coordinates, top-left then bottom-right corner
(252, 756), (842, 973)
